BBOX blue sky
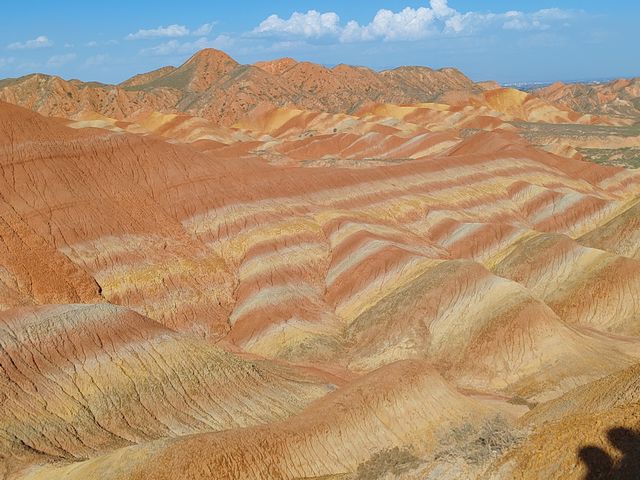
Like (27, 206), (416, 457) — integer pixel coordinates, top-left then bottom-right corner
(1, 1), (639, 84)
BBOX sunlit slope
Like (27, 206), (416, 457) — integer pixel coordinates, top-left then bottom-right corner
(0, 304), (330, 474)
(16, 360), (499, 480)
(0, 65), (639, 480)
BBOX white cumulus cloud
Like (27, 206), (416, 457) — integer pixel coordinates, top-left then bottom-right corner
(252, 1), (575, 43)
(7, 35), (53, 50)
(431, 0), (458, 18)
(340, 6), (439, 42)
(253, 10), (341, 38)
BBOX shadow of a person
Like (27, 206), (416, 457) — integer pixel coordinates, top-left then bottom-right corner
(579, 427), (640, 479)
(607, 427), (640, 479)
(578, 446), (613, 480)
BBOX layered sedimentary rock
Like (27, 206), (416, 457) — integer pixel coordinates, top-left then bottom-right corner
(534, 78), (640, 121)
(0, 304), (329, 469)
(493, 233), (640, 335)
(529, 79), (640, 169)
(17, 360), (499, 480)
(487, 362), (640, 480)
(0, 49), (639, 479)
(0, 49), (476, 126)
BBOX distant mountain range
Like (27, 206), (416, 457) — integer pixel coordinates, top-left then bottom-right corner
(0, 48), (477, 126)
(503, 77), (627, 91)
(2, 49), (637, 128)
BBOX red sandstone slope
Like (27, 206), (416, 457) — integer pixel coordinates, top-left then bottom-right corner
(0, 50), (639, 480)
(0, 49), (478, 125)
(2, 99), (639, 368)
(16, 359), (500, 480)
(0, 304), (329, 469)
